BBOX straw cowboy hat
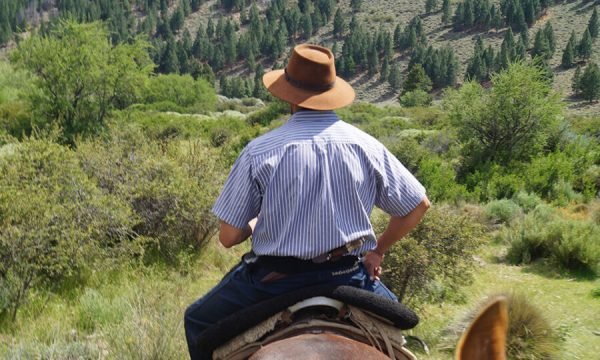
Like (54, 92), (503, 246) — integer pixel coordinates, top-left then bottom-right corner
(262, 44), (355, 110)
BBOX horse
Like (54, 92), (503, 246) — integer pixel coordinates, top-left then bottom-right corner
(197, 285), (508, 360)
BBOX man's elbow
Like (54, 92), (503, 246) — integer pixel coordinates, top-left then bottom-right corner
(421, 196), (431, 211)
(219, 233), (238, 248)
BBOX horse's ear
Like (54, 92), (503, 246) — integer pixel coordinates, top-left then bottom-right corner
(456, 296), (508, 360)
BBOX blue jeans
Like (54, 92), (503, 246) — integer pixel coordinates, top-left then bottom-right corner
(184, 258), (397, 360)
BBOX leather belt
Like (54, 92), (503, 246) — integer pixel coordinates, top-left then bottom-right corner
(311, 238), (365, 263)
(243, 237), (366, 274)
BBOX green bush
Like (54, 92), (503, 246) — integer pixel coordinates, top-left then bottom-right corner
(143, 74), (217, 113)
(503, 207), (600, 274)
(112, 110), (248, 142)
(0, 101), (34, 138)
(383, 137), (430, 174)
(0, 61), (31, 104)
(485, 199), (522, 224)
(466, 164), (526, 201)
(382, 206), (484, 306)
(399, 90), (433, 107)
(550, 180), (583, 206)
(0, 138), (134, 320)
(512, 191), (543, 213)
(524, 151), (575, 199)
(209, 126), (232, 147)
(11, 21), (153, 145)
(76, 125), (223, 260)
(417, 157), (470, 203)
(246, 100), (288, 126)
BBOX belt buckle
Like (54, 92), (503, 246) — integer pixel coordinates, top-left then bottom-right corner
(242, 251), (258, 264)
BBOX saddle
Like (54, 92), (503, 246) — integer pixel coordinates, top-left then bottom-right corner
(196, 285), (419, 360)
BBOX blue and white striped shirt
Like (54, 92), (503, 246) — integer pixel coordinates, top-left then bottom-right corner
(212, 110), (426, 259)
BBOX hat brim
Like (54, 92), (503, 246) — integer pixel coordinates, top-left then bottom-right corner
(263, 70), (355, 110)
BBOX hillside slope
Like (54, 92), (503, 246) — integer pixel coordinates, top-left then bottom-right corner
(3, 0), (600, 112)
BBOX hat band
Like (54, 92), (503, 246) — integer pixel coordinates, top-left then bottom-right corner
(284, 68), (335, 92)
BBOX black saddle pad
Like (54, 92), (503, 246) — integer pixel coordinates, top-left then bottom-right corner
(195, 285), (419, 354)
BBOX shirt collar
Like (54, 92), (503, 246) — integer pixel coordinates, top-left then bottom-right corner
(289, 110), (338, 123)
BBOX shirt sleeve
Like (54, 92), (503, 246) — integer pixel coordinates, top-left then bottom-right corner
(374, 147), (427, 217)
(211, 148), (261, 229)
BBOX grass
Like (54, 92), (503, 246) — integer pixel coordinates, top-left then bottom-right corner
(0, 184), (596, 359)
(408, 238), (600, 359)
(1, 230), (598, 359)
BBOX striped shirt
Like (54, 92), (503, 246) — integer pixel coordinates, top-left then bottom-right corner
(212, 110), (426, 259)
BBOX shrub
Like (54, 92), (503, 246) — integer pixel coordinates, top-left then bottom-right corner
(11, 20), (153, 145)
(503, 208), (600, 274)
(466, 164), (526, 201)
(442, 292), (560, 359)
(76, 126), (223, 261)
(383, 137), (429, 174)
(417, 157), (470, 203)
(143, 74), (217, 113)
(485, 199), (522, 224)
(512, 191), (543, 213)
(361, 116), (410, 139)
(246, 100), (288, 126)
(504, 292), (560, 359)
(209, 126), (232, 147)
(399, 90), (433, 107)
(335, 102), (408, 127)
(445, 63), (564, 168)
(382, 206), (484, 306)
(0, 138), (134, 320)
(0, 101), (33, 138)
(549, 180), (583, 206)
(524, 151), (575, 199)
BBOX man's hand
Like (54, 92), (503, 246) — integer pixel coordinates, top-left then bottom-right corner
(363, 198), (431, 279)
(362, 251), (384, 280)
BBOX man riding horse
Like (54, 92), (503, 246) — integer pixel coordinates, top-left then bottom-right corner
(184, 43), (431, 360)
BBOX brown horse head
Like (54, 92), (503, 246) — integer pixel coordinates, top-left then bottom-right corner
(455, 296), (509, 360)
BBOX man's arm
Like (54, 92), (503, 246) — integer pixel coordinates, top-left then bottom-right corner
(218, 218), (257, 248)
(363, 197), (431, 279)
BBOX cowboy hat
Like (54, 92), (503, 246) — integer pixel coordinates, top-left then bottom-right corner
(262, 44), (355, 110)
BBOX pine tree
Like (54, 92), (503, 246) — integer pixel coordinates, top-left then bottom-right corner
(207, 18), (215, 39)
(170, 5), (184, 32)
(589, 7), (599, 38)
(393, 24), (402, 48)
(442, 0), (451, 24)
(388, 64), (402, 90)
(301, 13), (313, 39)
(543, 21), (555, 54)
(561, 35), (575, 69)
(253, 65), (268, 99)
(426, 0), (438, 14)
(572, 65), (582, 96)
(580, 62), (600, 102)
(160, 36), (180, 73)
(333, 8), (345, 38)
(453, 3), (465, 31)
(464, 1), (474, 28)
(532, 28), (551, 60)
(380, 56), (390, 81)
(491, 5), (503, 29)
(578, 29), (593, 59)
(402, 64), (432, 94)
(351, 0), (362, 12)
